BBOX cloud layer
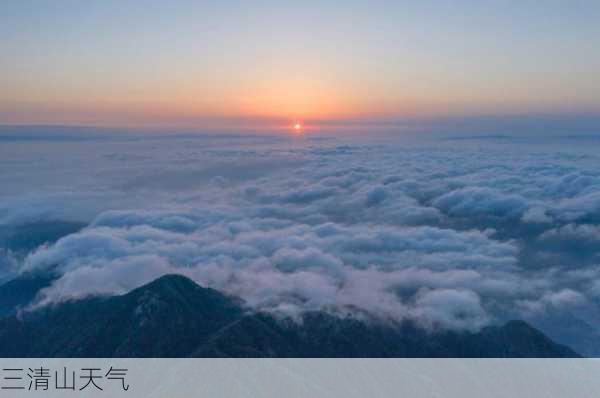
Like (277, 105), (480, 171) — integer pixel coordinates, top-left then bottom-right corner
(2, 133), (600, 337)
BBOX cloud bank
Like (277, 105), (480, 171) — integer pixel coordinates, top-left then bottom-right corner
(2, 133), (600, 337)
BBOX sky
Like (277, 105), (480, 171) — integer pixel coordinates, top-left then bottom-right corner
(1, 0), (600, 131)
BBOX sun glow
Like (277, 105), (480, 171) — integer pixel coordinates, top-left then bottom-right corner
(293, 122), (303, 132)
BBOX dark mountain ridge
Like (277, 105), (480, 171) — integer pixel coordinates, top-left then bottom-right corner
(0, 271), (57, 317)
(0, 274), (579, 358)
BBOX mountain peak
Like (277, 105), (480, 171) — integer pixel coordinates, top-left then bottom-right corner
(126, 274), (241, 315)
(131, 273), (200, 294)
(0, 275), (580, 358)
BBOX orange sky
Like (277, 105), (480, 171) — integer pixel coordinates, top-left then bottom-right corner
(1, 2), (599, 130)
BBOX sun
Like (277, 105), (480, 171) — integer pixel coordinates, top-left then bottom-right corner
(293, 122), (302, 132)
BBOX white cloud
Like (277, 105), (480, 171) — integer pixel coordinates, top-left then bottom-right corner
(3, 133), (600, 333)
(433, 187), (529, 219)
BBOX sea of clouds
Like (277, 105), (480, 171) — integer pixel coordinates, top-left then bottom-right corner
(2, 131), (600, 352)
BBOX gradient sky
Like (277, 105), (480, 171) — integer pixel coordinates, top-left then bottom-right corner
(1, 0), (600, 130)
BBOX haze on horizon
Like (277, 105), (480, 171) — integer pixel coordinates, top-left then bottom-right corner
(1, 0), (600, 132)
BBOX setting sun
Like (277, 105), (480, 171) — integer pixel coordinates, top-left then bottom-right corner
(293, 122), (302, 132)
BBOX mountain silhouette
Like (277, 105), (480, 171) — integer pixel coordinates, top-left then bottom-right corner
(0, 274), (579, 358)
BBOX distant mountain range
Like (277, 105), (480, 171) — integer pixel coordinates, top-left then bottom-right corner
(0, 274), (578, 357)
